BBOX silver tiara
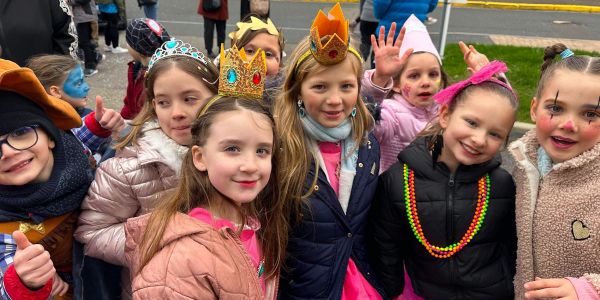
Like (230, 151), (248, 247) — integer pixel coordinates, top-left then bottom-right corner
(147, 39), (209, 71)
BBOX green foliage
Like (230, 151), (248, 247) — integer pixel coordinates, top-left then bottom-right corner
(442, 43), (599, 123)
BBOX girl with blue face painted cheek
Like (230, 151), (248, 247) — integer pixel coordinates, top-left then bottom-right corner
(60, 65), (90, 108)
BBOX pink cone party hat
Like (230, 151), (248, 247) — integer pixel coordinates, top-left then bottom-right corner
(399, 14), (441, 63)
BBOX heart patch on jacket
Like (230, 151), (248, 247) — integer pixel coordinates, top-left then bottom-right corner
(571, 220), (591, 241)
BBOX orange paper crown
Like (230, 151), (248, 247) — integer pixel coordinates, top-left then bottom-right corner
(296, 3), (362, 67)
(309, 3), (350, 65)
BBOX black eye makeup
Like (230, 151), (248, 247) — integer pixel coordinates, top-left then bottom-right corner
(551, 90), (559, 119)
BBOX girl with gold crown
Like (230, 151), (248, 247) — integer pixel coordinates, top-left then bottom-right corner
(74, 39), (219, 298)
(125, 46), (285, 299)
(275, 3), (386, 299)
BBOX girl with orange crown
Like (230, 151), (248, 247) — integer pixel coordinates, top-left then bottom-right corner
(275, 3), (386, 298)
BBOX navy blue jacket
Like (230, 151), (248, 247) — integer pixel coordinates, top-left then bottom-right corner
(279, 134), (386, 299)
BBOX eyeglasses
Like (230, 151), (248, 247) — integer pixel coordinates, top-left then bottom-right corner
(0, 125), (40, 158)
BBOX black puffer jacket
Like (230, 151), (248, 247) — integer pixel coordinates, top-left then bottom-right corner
(370, 137), (516, 300)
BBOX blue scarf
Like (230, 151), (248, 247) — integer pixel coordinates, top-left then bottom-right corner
(300, 114), (358, 178)
(537, 147), (553, 177)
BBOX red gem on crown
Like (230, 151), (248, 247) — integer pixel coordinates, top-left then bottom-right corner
(252, 72), (261, 85)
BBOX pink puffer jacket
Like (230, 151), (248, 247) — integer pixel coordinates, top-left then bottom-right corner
(125, 213), (278, 299)
(75, 123), (188, 265)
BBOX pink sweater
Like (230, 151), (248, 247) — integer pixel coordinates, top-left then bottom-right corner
(318, 142), (382, 300)
(362, 70), (438, 173)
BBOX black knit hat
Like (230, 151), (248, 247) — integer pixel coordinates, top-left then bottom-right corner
(0, 91), (60, 141)
(126, 18), (171, 57)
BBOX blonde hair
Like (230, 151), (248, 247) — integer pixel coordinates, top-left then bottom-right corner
(273, 36), (373, 222)
(115, 55), (219, 150)
(139, 97), (287, 279)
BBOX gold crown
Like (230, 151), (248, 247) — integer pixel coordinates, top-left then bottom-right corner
(228, 17), (279, 41)
(218, 44), (267, 99)
(308, 3), (350, 65)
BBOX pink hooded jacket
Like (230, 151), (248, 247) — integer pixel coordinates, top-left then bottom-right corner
(125, 213), (278, 299)
(362, 70), (438, 173)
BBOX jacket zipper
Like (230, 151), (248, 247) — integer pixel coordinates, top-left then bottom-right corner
(446, 173), (456, 288)
(223, 229), (264, 298)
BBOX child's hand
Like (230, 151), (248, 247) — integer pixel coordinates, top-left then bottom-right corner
(459, 41), (490, 74)
(12, 231), (55, 290)
(95, 96), (126, 134)
(50, 273), (69, 297)
(371, 23), (413, 87)
(524, 277), (578, 299)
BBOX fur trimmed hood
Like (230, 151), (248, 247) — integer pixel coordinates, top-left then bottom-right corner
(136, 120), (189, 174)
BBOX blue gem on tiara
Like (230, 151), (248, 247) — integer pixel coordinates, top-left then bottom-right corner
(227, 69), (237, 84)
(310, 40), (317, 52)
(147, 39), (209, 72)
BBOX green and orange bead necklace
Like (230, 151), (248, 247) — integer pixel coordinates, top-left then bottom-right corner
(403, 164), (490, 259)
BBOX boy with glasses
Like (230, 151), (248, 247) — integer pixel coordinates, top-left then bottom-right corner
(0, 58), (93, 299)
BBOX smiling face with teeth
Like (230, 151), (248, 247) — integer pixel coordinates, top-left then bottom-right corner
(531, 70), (600, 163)
(0, 127), (55, 186)
(438, 86), (516, 172)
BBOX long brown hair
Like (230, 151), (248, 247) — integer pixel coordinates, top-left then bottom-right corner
(115, 55), (219, 150)
(273, 36), (373, 223)
(138, 97), (287, 280)
(26, 55), (79, 90)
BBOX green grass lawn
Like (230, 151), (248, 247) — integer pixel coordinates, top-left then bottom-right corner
(442, 44), (600, 123)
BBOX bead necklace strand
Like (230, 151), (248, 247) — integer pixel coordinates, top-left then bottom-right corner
(403, 164), (490, 259)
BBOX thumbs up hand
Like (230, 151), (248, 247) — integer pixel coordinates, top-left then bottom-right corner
(12, 231), (56, 290)
(95, 95), (126, 134)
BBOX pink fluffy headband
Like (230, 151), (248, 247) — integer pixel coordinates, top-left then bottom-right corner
(433, 61), (515, 105)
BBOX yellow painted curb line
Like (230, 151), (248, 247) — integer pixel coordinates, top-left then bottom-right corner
(290, 0), (600, 13)
(450, 1), (600, 13)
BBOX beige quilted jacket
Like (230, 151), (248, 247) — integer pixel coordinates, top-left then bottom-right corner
(74, 123), (188, 265)
(509, 130), (600, 299)
(125, 213), (278, 299)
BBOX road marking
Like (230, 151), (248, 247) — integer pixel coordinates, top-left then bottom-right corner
(270, 0), (600, 13)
